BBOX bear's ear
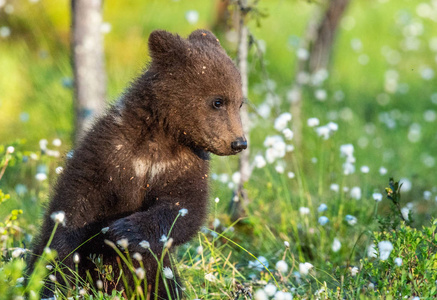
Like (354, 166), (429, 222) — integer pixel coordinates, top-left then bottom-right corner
(148, 30), (188, 63)
(188, 29), (224, 51)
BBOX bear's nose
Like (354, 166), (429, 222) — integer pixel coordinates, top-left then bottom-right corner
(231, 137), (247, 151)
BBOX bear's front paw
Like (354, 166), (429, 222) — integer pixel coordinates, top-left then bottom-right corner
(105, 218), (148, 253)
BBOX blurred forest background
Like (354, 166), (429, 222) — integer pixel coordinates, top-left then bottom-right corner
(1, 0), (437, 299)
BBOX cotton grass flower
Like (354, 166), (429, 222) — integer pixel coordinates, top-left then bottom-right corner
(248, 256), (269, 271)
(330, 183), (340, 192)
(299, 262), (313, 275)
(6, 146), (14, 153)
(379, 167), (387, 175)
(367, 243), (377, 258)
(299, 207), (310, 215)
(254, 155), (267, 168)
(307, 117), (320, 127)
(160, 235), (168, 243)
(394, 257), (403, 266)
(73, 253), (80, 264)
(185, 10), (199, 25)
(35, 173), (48, 181)
(274, 113), (292, 131)
(345, 215), (357, 225)
(117, 238), (129, 250)
(254, 289), (268, 300)
(163, 267), (174, 279)
(50, 211), (65, 226)
(332, 238), (341, 252)
(204, 273), (217, 282)
(264, 283), (277, 296)
(373, 192), (383, 202)
(12, 248), (25, 258)
(350, 266), (359, 277)
(360, 165), (370, 173)
(139, 240), (150, 249)
(287, 172), (295, 179)
(282, 128), (294, 140)
(284, 241), (290, 248)
(378, 241), (393, 261)
(350, 187), (362, 200)
(275, 260), (288, 274)
(318, 216), (329, 226)
(133, 252), (142, 261)
(179, 208), (188, 216)
(135, 267), (145, 280)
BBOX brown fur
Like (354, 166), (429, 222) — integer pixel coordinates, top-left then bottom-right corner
(28, 29), (245, 298)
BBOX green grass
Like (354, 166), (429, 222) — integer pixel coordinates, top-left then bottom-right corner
(1, 0), (437, 298)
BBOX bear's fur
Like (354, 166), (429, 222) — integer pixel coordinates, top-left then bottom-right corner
(29, 29), (246, 298)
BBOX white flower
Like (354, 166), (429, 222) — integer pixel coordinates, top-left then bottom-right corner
(378, 241), (393, 261)
(196, 245), (203, 255)
(12, 248), (25, 258)
(287, 172), (295, 179)
(315, 89), (327, 101)
(55, 166), (63, 174)
(350, 187), (362, 200)
(274, 113), (292, 131)
(254, 155), (267, 168)
(327, 122), (338, 131)
(135, 267), (145, 280)
(401, 207), (410, 220)
(275, 260), (288, 274)
(318, 216), (329, 226)
(101, 227), (109, 234)
(367, 243), (377, 258)
(133, 252), (143, 261)
(204, 272), (217, 282)
(139, 240), (150, 249)
(274, 291), (288, 300)
(360, 165), (370, 173)
(73, 253), (80, 264)
(275, 164), (285, 174)
(232, 172), (241, 184)
(299, 262), (313, 275)
(46, 265), (53, 270)
(49, 275), (57, 282)
(165, 237), (174, 248)
(52, 138), (62, 147)
(185, 10), (199, 25)
(340, 144), (354, 157)
(343, 162), (355, 175)
(100, 22), (112, 34)
(350, 266), (359, 277)
(117, 238), (129, 250)
(214, 197), (220, 203)
(297, 48), (309, 60)
(248, 256), (269, 271)
(299, 207), (310, 215)
(379, 167), (387, 175)
(212, 218), (220, 228)
(400, 178), (412, 192)
(284, 241), (290, 248)
(264, 283), (277, 296)
(318, 203), (328, 212)
(96, 279), (103, 290)
(6, 146), (14, 154)
(35, 173), (47, 181)
(179, 208), (188, 217)
(50, 211), (65, 225)
(330, 184), (340, 192)
(315, 125), (330, 139)
(394, 257), (402, 266)
(163, 267), (174, 279)
(373, 193), (383, 202)
(282, 128), (293, 140)
(254, 289), (269, 300)
(345, 215), (357, 226)
(307, 117), (320, 127)
(332, 238), (341, 252)
(423, 190), (432, 200)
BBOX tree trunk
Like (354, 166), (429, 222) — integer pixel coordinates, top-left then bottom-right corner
(291, 0), (350, 149)
(72, 0), (106, 144)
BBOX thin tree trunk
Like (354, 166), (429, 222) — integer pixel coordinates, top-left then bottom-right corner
(230, 0), (251, 221)
(72, 0), (106, 144)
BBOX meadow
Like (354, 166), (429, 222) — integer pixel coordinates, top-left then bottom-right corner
(0, 0), (437, 299)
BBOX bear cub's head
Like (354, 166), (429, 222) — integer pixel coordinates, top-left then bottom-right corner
(147, 29), (247, 156)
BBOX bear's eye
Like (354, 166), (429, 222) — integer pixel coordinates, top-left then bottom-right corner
(212, 98), (224, 109)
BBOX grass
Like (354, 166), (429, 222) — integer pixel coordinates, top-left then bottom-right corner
(1, 0), (437, 298)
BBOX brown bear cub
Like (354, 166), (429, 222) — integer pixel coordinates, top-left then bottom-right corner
(29, 29), (246, 298)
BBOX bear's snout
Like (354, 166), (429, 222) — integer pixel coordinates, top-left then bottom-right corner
(231, 137), (247, 152)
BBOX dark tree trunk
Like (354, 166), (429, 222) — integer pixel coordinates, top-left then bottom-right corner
(72, 0), (106, 144)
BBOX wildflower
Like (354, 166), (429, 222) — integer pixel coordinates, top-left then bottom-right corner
(297, 48), (309, 60)
(101, 227), (109, 234)
(350, 187), (362, 200)
(100, 22), (112, 34)
(360, 165), (369, 173)
(232, 172), (241, 184)
(379, 167), (387, 175)
(52, 139), (62, 147)
(287, 172), (295, 179)
(373, 192), (383, 202)
(212, 218), (220, 228)
(367, 243), (377, 258)
(299, 262), (313, 275)
(96, 280), (103, 290)
(318, 216), (329, 226)
(49, 275), (57, 282)
(185, 10), (199, 25)
(204, 272), (217, 282)
(274, 113), (292, 131)
(46, 265), (53, 270)
(165, 237), (174, 248)
(327, 122), (338, 131)
(73, 253), (80, 264)
(345, 215), (357, 225)
(401, 207), (410, 220)
(163, 267), (174, 279)
(378, 241), (393, 261)
(35, 173), (47, 181)
(330, 183), (340, 192)
(340, 144), (354, 157)
(318, 203), (328, 212)
(286, 145), (294, 152)
(307, 117), (320, 127)
(299, 207), (310, 215)
(315, 89), (327, 101)
(284, 241), (290, 248)
(254, 155), (267, 168)
(135, 267), (145, 280)
(399, 178), (412, 192)
(276, 260), (288, 273)
(282, 128), (293, 140)
(332, 238), (341, 252)
(254, 289), (268, 300)
(196, 245), (203, 255)
(248, 256), (269, 271)
(394, 257), (402, 266)
(315, 125), (330, 139)
(275, 164), (285, 174)
(264, 283), (277, 296)
(79, 289), (86, 296)
(214, 197), (220, 203)
(139, 240), (150, 249)
(179, 208), (188, 216)
(55, 166), (63, 174)
(117, 239), (129, 250)
(133, 252), (142, 261)
(6, 146), (14, 153)
(350, 266), (359, 277)
(50, 211), (65, 225)
(12, 248), (25, 258)
(423, 191), (432, 200)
